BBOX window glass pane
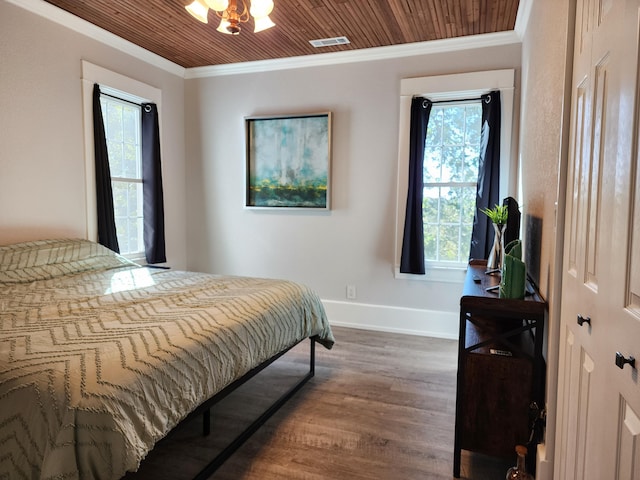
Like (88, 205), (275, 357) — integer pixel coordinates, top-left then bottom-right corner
(107, 141), (124, 176)
(423, 147), (442, 183)
(464, 146), (479, 182)
(461, 186), (477, 223)
(424, 230), (437, 261)
(123, 107), (138, 144)
(126, 183), (136, 217)
(438, 224), (461, 261)
(101, 94), (143, 256)
(463, 105), (482, 182)
(460, 222), (473, 260)
(116, 224), (130, 255)
(440, 187), (461, 223)
(465, 105), (482, 145)
(422, 101), (481, 265)
(112, 182), (128, 218)
(124, 219), (137, 256)
(442, 146), (464, 182)
(106, 103), (124, 143)
(124, 143), (138, 178)
(425, 108), (443, 146)
(442, 106), (465, 146)
(423, 186), (441, 221)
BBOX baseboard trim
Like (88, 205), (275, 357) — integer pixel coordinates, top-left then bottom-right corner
(321, 300), (458, 340)
(536, 443), (552, 480)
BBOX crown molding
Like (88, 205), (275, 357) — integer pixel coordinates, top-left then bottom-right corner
(185, 30), (521, 78)
(514, 0), (533, 39)
(6, 0), (186, 78)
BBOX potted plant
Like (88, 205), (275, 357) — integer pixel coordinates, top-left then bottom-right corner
(481, 204), (508, 271)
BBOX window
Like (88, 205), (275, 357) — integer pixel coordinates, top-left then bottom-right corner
(100, 95), (144, 256)
(394, 69), (515, 280)
(423, 102), (481, 265)
(82, 61), (163, 263)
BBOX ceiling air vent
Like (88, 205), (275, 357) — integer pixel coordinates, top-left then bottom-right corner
(309, 36), (350, 48)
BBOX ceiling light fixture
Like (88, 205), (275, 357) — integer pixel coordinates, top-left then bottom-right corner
(185, 0), (275, 35)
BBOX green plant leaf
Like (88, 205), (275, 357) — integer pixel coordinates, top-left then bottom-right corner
(480, 204), (508, 224)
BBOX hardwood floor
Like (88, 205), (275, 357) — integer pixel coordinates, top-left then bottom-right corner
(125, 326), (513, 480)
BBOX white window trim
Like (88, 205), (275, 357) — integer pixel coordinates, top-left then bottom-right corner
(81, 61), (162, 263)
(394, 69), (516, 281)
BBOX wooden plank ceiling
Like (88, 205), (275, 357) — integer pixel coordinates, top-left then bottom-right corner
(43, 0), (520, 69)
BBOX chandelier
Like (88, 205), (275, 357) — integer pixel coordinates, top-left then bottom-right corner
(185, 0), (275, 35)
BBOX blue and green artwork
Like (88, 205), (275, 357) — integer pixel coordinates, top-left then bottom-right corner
(247, 114), (330, 208)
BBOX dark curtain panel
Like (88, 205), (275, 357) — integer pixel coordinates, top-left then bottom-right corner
(400, 97), (432, 274)
(141, 103), (166, 264)
(469, 90), (501, 261)
(93, 84), (120, 253)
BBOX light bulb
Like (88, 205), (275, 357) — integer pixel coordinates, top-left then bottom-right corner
(185, 0), (209, 23)
(253, 15), (275, 32)
(205, 0), (229, 11)
(249, 0), (273, 18)
(216, 17), (234, 34)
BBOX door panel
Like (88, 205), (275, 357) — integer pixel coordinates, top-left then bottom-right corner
(585, 55), (607, 290)
(567, 80), (589, 278)
(627, 78), (640, 314)
(557, 330), (578, 480)
(616, 399), (640, 480)
(574, 350), (594, 479)
(557, 0), (640, 478)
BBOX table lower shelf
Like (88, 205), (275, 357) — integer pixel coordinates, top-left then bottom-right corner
(458, 352), (533, 458)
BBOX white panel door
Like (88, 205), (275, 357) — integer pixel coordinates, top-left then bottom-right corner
(556, 0), (640, 478)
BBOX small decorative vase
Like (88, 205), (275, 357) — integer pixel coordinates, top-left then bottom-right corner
(505, 445), (534, 480)
(487, 223), (506, 271)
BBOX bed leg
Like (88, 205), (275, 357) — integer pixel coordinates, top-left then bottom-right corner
(310, 336), (316, 376)
(203, 408), (210, 436)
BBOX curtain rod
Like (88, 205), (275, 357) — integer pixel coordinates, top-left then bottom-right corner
(416, 95), (484, 105)
(99, 91), (143, 107)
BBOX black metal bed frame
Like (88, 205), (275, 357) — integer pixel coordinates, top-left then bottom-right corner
(176, 336), (317, 480)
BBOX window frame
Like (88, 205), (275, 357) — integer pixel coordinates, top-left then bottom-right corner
(394, 69), (516, 281)
(81, 61), (162, 264)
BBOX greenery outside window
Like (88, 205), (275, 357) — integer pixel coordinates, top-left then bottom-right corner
(423, 102), (481, 266)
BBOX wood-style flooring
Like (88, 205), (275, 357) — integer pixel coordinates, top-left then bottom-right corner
(124, 326), (513, 480)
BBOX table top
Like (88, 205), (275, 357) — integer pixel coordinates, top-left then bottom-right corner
(461, 260), (546, 317)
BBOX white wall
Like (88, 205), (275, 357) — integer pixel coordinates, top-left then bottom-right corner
(0, 1), (188, 269)
(185, 44), (522, 337)
(518, 0), (574, 477)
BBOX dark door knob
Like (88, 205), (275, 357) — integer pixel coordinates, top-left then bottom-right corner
(577, 314), (591, 326)
(615, 352), (636, 369)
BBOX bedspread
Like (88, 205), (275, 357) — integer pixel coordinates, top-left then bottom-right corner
(0, 239), (334, 479)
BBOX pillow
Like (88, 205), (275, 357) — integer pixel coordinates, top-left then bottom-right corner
(0, 239), (137, 283)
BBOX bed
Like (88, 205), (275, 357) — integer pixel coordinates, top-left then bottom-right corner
(0, 239), (334, 479)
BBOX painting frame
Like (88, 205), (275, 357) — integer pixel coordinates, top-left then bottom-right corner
(245, 112), (332, 210)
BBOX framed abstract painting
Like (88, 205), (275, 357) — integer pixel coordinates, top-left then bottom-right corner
(245, 112), (332, 209)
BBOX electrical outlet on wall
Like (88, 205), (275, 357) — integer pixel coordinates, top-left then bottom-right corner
(346, 285), (357, 299)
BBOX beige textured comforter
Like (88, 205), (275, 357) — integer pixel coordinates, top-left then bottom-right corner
(0, 239), (334, 479)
